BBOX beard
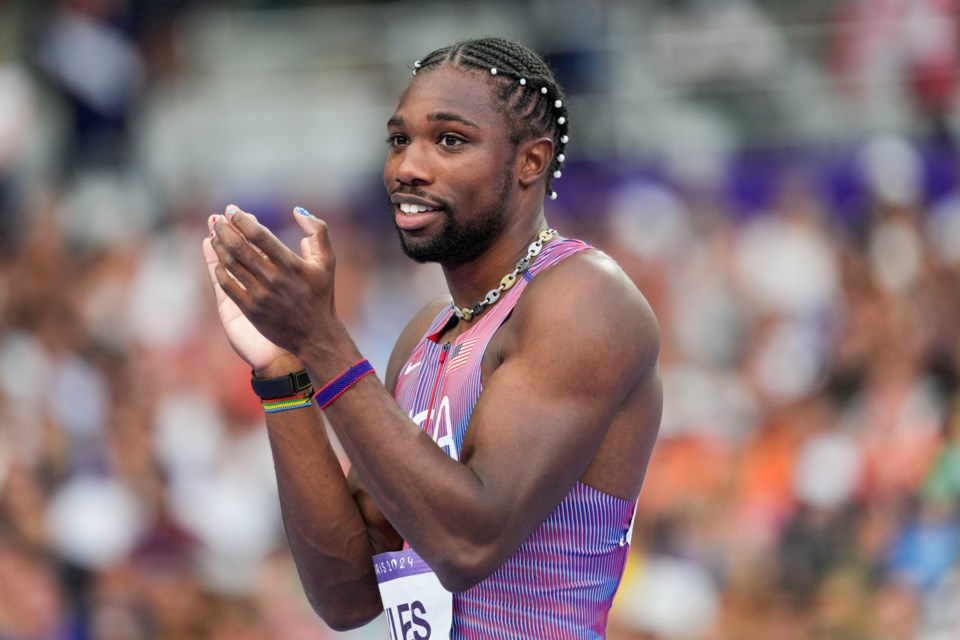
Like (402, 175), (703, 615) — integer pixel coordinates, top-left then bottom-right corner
(393, 173), (511, 266)
(398, 202), (506, 265)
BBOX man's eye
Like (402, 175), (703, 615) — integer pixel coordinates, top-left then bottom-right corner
(386, 134), (408, 147)
(440, 135), (464, 147)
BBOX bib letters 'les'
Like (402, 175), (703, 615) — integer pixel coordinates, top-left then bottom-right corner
(389, 237), (639, 640)
(374, 548), (452, 639)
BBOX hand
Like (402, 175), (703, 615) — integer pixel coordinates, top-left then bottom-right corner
(207, 204), (342, 359)
(203, 208), (297, 374)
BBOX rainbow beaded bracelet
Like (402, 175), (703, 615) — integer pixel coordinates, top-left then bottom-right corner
(261, 393), (313, 413)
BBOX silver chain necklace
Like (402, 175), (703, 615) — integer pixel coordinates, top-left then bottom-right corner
(452, 229), (558, 321)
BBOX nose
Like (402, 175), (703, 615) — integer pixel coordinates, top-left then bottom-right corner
(387, 140), (433, 187)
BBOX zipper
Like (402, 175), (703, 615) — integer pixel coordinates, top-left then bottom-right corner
(423, 341), (450, 437)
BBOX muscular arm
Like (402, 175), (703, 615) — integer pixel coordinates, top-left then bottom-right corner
(255, 297), (445, 627)
(211, 210), (661, 593)
(261, 378), (384, 630)
(202, 213), (437, 629)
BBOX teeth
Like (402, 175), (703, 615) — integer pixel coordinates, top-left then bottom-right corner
(399, 202), (437, 214)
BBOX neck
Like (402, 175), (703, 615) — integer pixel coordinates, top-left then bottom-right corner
(441, 210), (548, 317)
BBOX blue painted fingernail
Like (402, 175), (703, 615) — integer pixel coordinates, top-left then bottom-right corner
(227, 207), (237, 217)
(294, 205), (312, 217)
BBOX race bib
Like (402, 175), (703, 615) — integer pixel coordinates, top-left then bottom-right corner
(374, 548), (452, 639)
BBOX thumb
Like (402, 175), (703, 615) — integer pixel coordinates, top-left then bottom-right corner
(292, 206), (331, 262)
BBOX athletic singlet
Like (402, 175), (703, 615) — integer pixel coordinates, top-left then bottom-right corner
(393, 237), (636, 639)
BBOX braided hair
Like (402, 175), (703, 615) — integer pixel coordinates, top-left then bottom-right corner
(413, 38), (569, 199)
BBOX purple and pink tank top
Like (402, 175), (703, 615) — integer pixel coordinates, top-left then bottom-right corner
(393, 236), (636, 639)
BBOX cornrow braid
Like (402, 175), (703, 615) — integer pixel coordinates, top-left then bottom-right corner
(411, 37), (570, 199)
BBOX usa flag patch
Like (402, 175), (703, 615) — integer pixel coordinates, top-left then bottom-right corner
(447, 338), (477, 372)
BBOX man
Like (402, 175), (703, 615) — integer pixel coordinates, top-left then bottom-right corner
(203, 37), (661, 639)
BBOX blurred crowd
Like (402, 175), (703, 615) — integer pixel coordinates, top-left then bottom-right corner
(2, 1), (960, 639)
(603, 139), (960, 639)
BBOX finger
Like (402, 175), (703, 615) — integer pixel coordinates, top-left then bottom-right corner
(291, 206), (333, 266)
(223, 203), (253, 224)
(202, 236), (234, 308)
(293, 206), (322, 260)
(213, 259), (255, 310)
(204, 215), (228, 293)
(216, 208), (272, 263)
(222, 204), (263, 232)
(227, 206), (297, 267)
(292, 205), (320, 233)
(205, 213), (258, 324)
(213, 212), (277, 282)
(210, 221), (267, 293)
(206, 214), (246, 296)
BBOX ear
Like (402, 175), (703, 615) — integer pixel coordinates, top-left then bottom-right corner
(517, 137), (554, 189)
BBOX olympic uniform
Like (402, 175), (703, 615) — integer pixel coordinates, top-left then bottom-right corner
(392, 237), (636, 639)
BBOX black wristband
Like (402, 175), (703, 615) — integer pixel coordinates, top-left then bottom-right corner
(250, 369), (313, 399)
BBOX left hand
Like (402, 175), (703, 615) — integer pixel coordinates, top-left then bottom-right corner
(209, 205), (340, 357)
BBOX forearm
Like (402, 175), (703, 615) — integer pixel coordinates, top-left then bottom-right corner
(299, 341), (510, 590)
(264, 405), (385, 628)
(325, 389), (499, 589)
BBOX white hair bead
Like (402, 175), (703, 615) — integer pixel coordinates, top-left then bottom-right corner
(490, 68), (497, 75)
(414, 60), (421, 68)
(558, 154), (565, 163)
(553, 170), (562, 178)
(560, 135), (569, 144)
(554, 100), (562, 108)
(549, 191), (558, 200)
(557, 117), (566, 125)
(541, 87), (548, 94)
(519, 78), (527, 85)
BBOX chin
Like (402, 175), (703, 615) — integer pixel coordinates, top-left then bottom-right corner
(394, 203), (505, 266)
(397, 229), (445, 264)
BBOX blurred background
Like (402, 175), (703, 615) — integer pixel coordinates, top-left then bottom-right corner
(1, 0), (959, 638)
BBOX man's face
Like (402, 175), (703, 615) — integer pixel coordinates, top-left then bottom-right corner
(383, 64), (518, 265)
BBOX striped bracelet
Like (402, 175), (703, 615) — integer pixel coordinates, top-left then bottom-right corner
(262, 393), (313, 413)
(314, 359), (375, 410)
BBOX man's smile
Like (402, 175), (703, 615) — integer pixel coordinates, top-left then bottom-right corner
(398, 202), (439, 214)
(391, 193), (447, 231)
(394, 203), (444, 231)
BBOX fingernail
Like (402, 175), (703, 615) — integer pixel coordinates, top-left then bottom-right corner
(294, 205), (312, 217)
(227, 207), (237, 217)
(209, 231), (214, 238)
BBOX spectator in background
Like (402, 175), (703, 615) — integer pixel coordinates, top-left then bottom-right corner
(831, 0), (960, 148)
(0, 53), (33, 243)
(35, 0), (145, 176)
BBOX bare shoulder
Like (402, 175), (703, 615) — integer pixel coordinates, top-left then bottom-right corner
(511, 246), (662, 499)
(474, 245), (662, 501)
(506, 247), (660, 377)
(384, 296), (451, 394)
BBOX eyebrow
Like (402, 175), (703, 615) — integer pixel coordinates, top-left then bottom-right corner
(428, 112), (480, 129)
(386, 112), (480, 129)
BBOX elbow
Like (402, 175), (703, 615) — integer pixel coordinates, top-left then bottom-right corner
(322, 613), (377, 633)
(436, 569), (481, 594)
(306, 590), (381, 632)
(314, 604), (380, 632)
(431, 542), (502, 593)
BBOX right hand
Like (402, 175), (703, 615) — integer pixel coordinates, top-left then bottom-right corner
(202, 209), (298, 376)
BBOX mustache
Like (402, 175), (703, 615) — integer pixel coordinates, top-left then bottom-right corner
(388, 188), (451, 211)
